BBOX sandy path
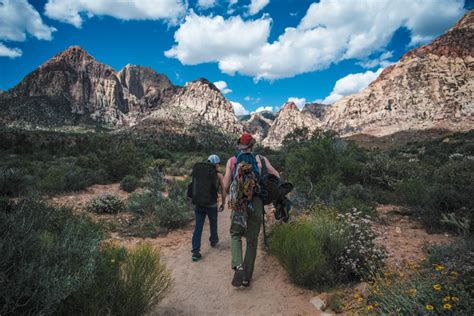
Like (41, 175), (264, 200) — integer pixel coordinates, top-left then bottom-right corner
(49, 185), (453, 315)
(127, 208), (319, 316)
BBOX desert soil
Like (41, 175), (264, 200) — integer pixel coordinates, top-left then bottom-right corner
(50, 184), (453, 316)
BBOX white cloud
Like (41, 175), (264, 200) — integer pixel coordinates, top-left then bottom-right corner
(357, 51), (394, 69)
(253, 106), (273, 113)
(165, 13), (271, 65)
(231, 101), (249, 116)
(248, 0), (270, 16)
(166, 0), (465, 80)
(0, 42), (21, 58)
(322, 68), (384, 104)
(287, 97), (306, 109)
(0, 0), (56, 59)
(198, 0), (217, 9)
(44, 0), (187, 27)
(213, 80), (232, 94)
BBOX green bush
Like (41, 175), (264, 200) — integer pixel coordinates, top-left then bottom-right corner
(270, 205), (384, 290)
(120, 175), (139, 193)
(38, 164), (98, 193)
(128, 191), (156, 215)
(367, 239), (473, 314)
(86, 194), (125, 214)
(0, 167), (30, 197)
(0, 200), (104, 315)
(60, 243), (173, 316)
(126, 172), (192, 236)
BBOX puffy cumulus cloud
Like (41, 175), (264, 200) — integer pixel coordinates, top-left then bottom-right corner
(165, 13), (271, 65)
(322, 68), (383, 104)
(357, 51), (394, 69)
(231, 101), (249, 116)
(44, 0), (187, 27)
(287, 97), (306, 109)
(0, 0), (56, 58)
(166, 0), (465, 80)
(197, 0), (217, 9)
(248, 0), (270, 16)
(253, 106), (273, 113)
(213, 80), (232, 94)
(0, 42), (22, 58)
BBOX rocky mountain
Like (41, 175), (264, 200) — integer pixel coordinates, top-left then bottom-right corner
(259, 10), (473, 147)
(241, 110), (276, 141)
(0, 46), (243, 136)
(302, 102), (328, 118)
(323, 10), (474, 137)
(262, 102), (322, 147)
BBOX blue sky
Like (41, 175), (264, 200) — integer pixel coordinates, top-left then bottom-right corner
(0, 0), (472, 114)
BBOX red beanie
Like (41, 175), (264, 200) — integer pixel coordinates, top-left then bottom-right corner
(238, 133), (254, 145)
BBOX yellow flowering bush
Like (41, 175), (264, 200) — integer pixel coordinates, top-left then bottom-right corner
(367, 263), (474, 315)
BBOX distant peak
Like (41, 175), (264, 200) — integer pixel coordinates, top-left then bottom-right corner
(282, 102), (299, 111)
(188, 77), (220, 93)
(48, 45), (95, 64)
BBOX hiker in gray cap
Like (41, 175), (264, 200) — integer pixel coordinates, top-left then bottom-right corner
(189, 154), (226, 262)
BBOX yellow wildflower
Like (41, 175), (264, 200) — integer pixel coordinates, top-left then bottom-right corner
(408, 288), (417, 297)
(357, 297), (364, 303)
(367, 305), (374, 312)
(434, 264), (445, 271)
(443, 296), (451, 302)
(433, 284), (442, 291)
(443, 303), (452, 310)
(451, 296), (460, 302)
(451, 271), (458, 279)
(398, 272), (405, 278)
(425, 305), (434, 311)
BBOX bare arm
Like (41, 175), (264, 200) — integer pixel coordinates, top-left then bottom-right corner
(218, 173), (226, 211)
(263, 156), (280, 178)
(222, 159), (233, 193)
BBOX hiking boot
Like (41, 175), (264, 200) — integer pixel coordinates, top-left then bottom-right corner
(210, 240), (219, 247)
(232, 265), (245, 287)
(192, 252), (202, 262)
(242, 278), (251, 287)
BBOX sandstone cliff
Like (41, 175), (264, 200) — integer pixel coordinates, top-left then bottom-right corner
(323, 10), (474, 137)
(0, 46), (244, 135)
(241, 111), (276, 141)
(262, 102), (323, 147)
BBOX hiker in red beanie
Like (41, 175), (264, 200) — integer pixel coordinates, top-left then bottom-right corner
(222, 133), (279, 287)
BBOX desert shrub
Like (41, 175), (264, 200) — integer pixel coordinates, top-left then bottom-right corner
(126, 170), (192, 236)
(60, 243), (173, 316)
(331, 183), (375, 215)
(128, 191), (156, 215)
(120, 175), (139, 193)
(427, 238), (474, 297)
(366, 239), (473, 314)
(38, 164), (98, 193)
(154, 196), (191, 229)
(284, 133), (367, 208)
(336, 209), (385, 277)
(86, 194), (125, 214)
(270, 205), (384, 290)
(0, 167), (30, 197)
(0, 200), (104, 315)
(118, 243), (173, 314)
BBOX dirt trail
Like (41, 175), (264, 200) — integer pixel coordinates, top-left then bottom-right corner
(50, 185), (453, 315)
(120, 208), (319, 316)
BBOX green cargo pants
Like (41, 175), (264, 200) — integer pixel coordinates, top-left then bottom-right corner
(230, 196), (263, 281)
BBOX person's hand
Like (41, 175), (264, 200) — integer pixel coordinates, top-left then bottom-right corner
(219, 204), (225, 212)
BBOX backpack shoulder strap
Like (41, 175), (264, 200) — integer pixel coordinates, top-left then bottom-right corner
(258, 155), (268, 176)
